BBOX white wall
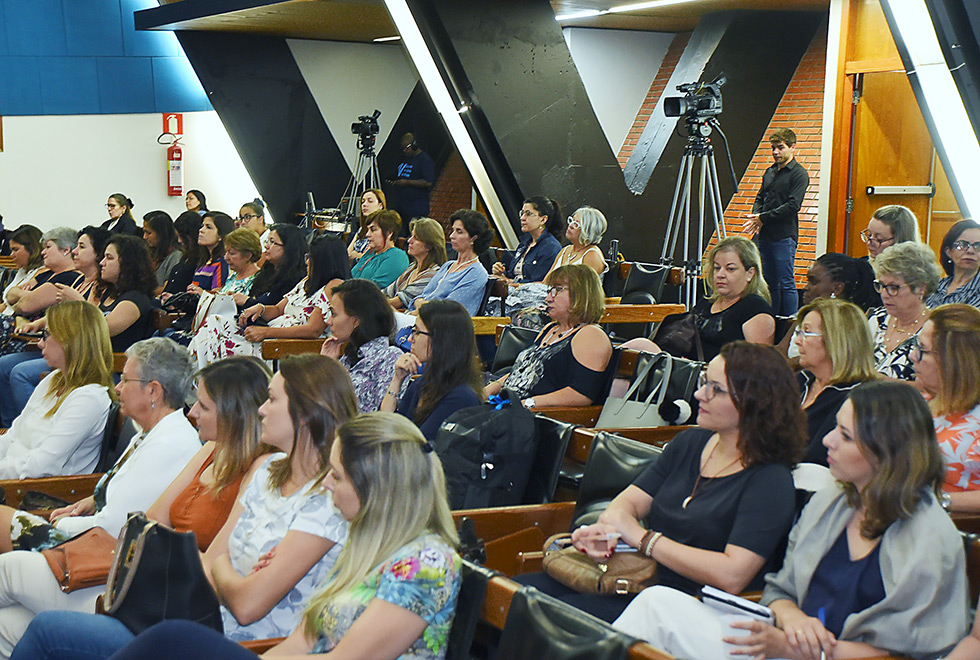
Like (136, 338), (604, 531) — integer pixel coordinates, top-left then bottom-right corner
(563, 28), (674, 156)
(288, 39), (419, 174)
(0, 111), (260, 233)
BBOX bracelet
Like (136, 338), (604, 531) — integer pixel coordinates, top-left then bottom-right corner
(638, 530), (655, 554)
(387, 389), (400, 398)
(641, 531), (663, 558)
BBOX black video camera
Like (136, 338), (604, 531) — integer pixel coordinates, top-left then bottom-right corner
(351, 110), (381, 150)
(664, 74), (727, 120)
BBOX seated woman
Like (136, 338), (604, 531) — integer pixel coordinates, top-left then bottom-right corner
(615, 381), (967, 660)
(191, 235), (349, 366)
(927, 219), (980, 308)
(321, 279), (402, 413)
(100, 193), (138, 236)
(911, 303), (980, 512)
(347, 188), (386, 262)
(141, 210), (182, 290)
(492, 196), (563, 285)
(160, 211), (203, 298)
(350, 210), (409, 289)
(240, 223), (307, 309)
(0, 355), (271, 656)
(381, 299), (484, 440)
(0, 226), (42, 316)
(777, 252), (878, 359)
(4, 227), (82, 327)
(235, 199), (270, 245)
(386, 217), (447, 310)
(548, 205), (608, 276)
(188, 212), (236, 293)
(861, 204), (922, 262)
(0, 338), (200, 552)
(485, 264), (613, 408)
(793, 298), (878, 465)
(409, 209), (493, 315)
(94, 235), (159, 353)
(186, 189), (208, 215)
(216, 227), (262, 303)
(518, 342), (804, 622)
(0, 302), (113, 479)
(18, 412), (463, 660)
(868, 241), (942, 380)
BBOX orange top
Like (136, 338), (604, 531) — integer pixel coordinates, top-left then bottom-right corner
(170, 450), (244, 550)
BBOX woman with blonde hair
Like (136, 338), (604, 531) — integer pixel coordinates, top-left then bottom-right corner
(0, 301), (113, 478)
(386, 217), (447, 310)
(615, 381), (966, 660)
(793, 297), (878, 465)
(18, 412), (463, 660)
(912, 303), (980, 512)
(485, 264), (613, 407)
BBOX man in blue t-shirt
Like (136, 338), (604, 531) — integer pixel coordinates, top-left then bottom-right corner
(389, 133), (435, 230)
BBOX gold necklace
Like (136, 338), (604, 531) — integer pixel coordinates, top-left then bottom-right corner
(889, 307), (927, 336)
(682, 438), (742, 509)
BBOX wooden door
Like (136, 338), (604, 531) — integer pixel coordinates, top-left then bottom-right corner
(847, 71), (934, 255)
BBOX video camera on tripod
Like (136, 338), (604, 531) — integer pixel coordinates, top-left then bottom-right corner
(664, 74), (727, 137)
(351, 110), (381, 153)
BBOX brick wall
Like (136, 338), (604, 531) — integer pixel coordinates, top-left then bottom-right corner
(722, 27), (827, 285)
(618, 32), (692, 166)
(430, 149), (475, 236)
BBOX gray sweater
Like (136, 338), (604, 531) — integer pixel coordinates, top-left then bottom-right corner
(762, 487), (969, 659)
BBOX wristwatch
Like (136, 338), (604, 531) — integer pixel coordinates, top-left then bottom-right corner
(522, 397), (536, 409)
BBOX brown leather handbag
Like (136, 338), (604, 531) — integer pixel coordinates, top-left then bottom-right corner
(541, 533), (658, 596)
(41, 526), (118, 593)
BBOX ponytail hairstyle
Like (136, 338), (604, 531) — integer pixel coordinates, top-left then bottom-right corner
(524, 196), (564, 242)
(108, 193), (135, 223)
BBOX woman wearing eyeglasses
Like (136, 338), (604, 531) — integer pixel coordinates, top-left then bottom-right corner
(911, 304), (980, 512)
(793, 298), (878, 465)
(485, 264), (612, 408)
(861, 205), (921, 261)
(867, 242), (942, 381)
(926, 220), (980, 309)
(235, 199), (269, 245)
(381, 300), (484, 441)
(548, 206), (608, 277)
(492, 197), (563, 285)
(517, 341), (804, 622)
(100, 193), (139, 236)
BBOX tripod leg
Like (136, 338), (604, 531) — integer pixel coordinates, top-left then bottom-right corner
(707, 152), (727, 238)
(661, 152), (689, 263)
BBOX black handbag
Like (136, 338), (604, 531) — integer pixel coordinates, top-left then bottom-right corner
(650, 311), (704, 362)
(100, 512), (223, 635)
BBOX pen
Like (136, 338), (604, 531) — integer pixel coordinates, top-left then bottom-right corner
(817, 607), (827, 660)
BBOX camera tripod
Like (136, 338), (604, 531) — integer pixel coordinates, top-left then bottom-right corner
(338, 143), (381, 227)
(660, 117), (737, 308)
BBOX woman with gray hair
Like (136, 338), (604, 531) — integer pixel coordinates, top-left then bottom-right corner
(868, 241), (942, 380)
(0, 337), (201, 554)
(548, 205), (608, 276)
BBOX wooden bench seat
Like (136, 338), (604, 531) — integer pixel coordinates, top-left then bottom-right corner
(0, 474), (102, 510)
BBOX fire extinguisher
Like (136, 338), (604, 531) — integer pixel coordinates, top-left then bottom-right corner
(166, 136), (183, 197)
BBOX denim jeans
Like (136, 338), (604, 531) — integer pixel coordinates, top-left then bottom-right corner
(11, 611), (135, 660)
(757, 236), (798, 316)
(0, 352), (43, 427)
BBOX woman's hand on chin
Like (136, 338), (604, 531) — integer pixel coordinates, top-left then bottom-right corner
(320, 336), (343, 360)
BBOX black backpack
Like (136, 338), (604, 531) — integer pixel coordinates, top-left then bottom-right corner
(434, 399), (538, 509)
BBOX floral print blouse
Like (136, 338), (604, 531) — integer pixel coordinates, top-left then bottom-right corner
(867, 306), (920, 381)
(311, 533), (461, 659)
(340, 336), (403, 412)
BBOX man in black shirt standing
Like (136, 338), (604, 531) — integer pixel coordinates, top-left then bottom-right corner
(743, 128), (809, 316)
(389, 133), (435, 233)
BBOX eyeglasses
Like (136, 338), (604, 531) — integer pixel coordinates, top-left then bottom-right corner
(793, 327), (822, 341)
(567, 216), (581, 229)
(519, 209), (539, 218)
(952, 240), (980, 252)
(119, 376), (150, 386)
(912, 336), (932, 362)
(547, 285), (569, 297)
(105, 203), (120, 210)
(410, 327), (431, 339)
(859, 230), (894, 248)
(39, 329), (50, 341)
(236, 214), (259, 223)
(872, 280), (907, 296)
(264, 240), (284, 249)
(697, 371), (729, 401)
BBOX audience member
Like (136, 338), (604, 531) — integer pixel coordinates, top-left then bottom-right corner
(141, 210), (182, 288)
(189, 211), (235, 292)
(381, 299), (484, 440)
(912, 304), (980, 512)
(869, 242), (942, 380)
(548, 205), (608, 276)
(217, 228), (262, 304)
(519, 342), (804, 622)
(861, 204), (921, 261)
(185, 189), (208, 215)
(350, 210), (409, 289)
(101, 193), (138, 236)
(347, 188), (386, 262)
(794, 298), (878, 465)
(235, 199), (269, 244)
(242, 224), (307, 309)
(614, 381), (966, 660)
(927, 219), (980, 308)
(409, 209), (492, 315)
(493, 196), (562, 285)
(485, 264), (612, 407)
(160, 211), (204, 297)
(0, 226), (42, 316)
(321, 279), (401, 413)
(386, 217), (447, 310)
